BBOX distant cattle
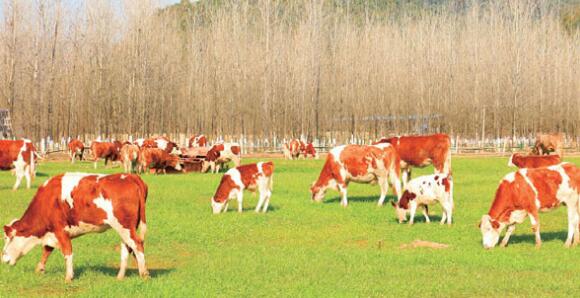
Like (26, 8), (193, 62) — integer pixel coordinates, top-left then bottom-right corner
(188, 134), (207, 148)
(392, 174), (454, 225)
(0, 139), (36, 190)
(211, 162), (274, 214)
(508, 153), (561, 169)
(282, 139), (302, 160)
(120, 144), (140, 173)
(139, 148), (182, 174)
(533, 133), (564, 157)
(67, 139), (85, 164)
(301, 142), (318, 159)
(374, 134), (451, 187)
(140, 137), (179, 154)
(479, 163), (580, 249)
(310, 144), (401, 207)
(1, 173), (149, 281)
(202, 143), (241, 173)
(90, 141), (121, 169)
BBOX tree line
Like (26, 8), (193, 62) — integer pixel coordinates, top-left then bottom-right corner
(0, 0), (578, 143)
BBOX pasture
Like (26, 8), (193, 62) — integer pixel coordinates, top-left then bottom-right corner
(1, 156), (580, 297)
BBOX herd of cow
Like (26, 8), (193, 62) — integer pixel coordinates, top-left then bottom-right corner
(0, 132), (578, 282)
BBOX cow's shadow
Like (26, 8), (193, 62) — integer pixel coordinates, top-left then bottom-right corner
(76, 265), (175, 279)
(324, 195), (398, 205)
(507, 230), (569, 246)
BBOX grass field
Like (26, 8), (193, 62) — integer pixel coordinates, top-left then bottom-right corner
(1, 156), (580, 297)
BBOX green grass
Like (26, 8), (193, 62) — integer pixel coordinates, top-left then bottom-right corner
(1, 156), (579, 297)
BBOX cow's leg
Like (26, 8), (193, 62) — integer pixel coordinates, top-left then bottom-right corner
(564, 205), (579, 247)
(237, 191), (244, 213)
(12, 162), (25, 191)
(222, 201), (229, 213)
(529, 213), (542, 248)
(262, 190), (272, 213)
(35, 246), (54, 274)
(422, 205), (430, 223)
(71, 152), (75, 164)
(115, 227), (148, 279)
(24, 165), (31, 189)
(440, 208), (447, 225)
(377, 177), (389, 206)
(117, 243), (131, 280)
(500, 224), (516, 247)
(389, 168), (402, 201)
(94, 159), (98, 169)
(441, 202), (453, 225)
(338, 184), (348, 207)
(408, 203), (417, 225)
(54, 231), (74, 282)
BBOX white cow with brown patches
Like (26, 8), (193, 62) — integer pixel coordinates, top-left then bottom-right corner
(211, 162), (274, 214)
(391, 174), (454, 225)
(2, 173), (149, 282)
(0, 139), (37, 190)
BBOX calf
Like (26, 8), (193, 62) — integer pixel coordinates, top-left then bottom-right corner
(188, 134), (207, 148)
(508, 153), (561, 168)
(375, 134), (451, 187)
(391, 174), (454, 225)
(0, 139), (36, 190)
(202, 143), (241, 173)
(120, 144), (140, 173)
(139, 148), (182, 174)
(479, 163), (580, 249)
(310, 143), (401, 207)
(1, 173), (149, 282)
(67, 139), (85, 164)
(211, 162), (274, 214)
(90, 141), (121, 169)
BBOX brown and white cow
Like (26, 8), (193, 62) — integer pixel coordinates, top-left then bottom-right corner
(1, 173), (149, 282)
(0, 139), (36, 190)
(310, 143), (401, 207)
(508, 153), (561, 169)
(67, 139), (85, 164)
(141, 137), (178, 154)
(375, 134), (451, 187)
(533, 133), (564, 157)
(202, 143), (241, 173)
(180, 146), (209, 158)
(211, 162), (274, 214)
(479, 163), (580, 249)
(391, 174), (453, 225)
(90, 141), (121, 169)
(301, 142), (318, 159)
(188, 134), (207, 148)
(120, 144), (140, 173)
(282, 139), (302, 160)
(139, 148), (182, 174)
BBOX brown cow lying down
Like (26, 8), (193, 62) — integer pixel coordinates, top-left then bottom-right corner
(1, 173), (149, 282)
(310, 143), (401, 207)
(211, 162), (274, 214)
(508, 153), (561, 168)
(139, 148), (182, 174)
(480, 163), (580, 249)
(180, 147), (209, 158)
(374, 134), (451, 187)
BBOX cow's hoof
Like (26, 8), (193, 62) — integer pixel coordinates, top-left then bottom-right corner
(35, 264), (45, 274)
(117, 275), (125, 281)
(140, 271), (150, 280)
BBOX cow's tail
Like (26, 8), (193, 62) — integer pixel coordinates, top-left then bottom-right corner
(134, 176), (148, 241)
(443, 147), (452, 175)
(389, 153), (402, 200)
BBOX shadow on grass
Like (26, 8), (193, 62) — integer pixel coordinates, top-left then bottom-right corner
(35, 172), (49, 177)
(508, 230), (569, 246)
(233, 204), (280, 212)
(324, 195), (398, 205)
(76, 265), (175, 279)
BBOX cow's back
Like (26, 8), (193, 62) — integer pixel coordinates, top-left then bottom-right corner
(0, 140), (27, 170)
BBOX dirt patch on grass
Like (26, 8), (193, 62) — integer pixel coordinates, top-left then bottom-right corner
(400, 240), (449, 249)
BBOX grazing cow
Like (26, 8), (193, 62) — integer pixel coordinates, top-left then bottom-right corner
(67, 139), (85, 164)
(202, 143), (241, 173)
(479, 163), (580, 249)
(90, 141), (121, 169)
(188, 134), (207, 148)
(301, 142), (318, 159)
(391, 174), (454, 225)
(1, 173), (149, 282)
(141, 137), (178, 154)
(0, 139), (36, 190)
(374, 134), (451, 187)
(139, 148), (182, 174)
(310, 144), (402, 207)
(120, 144), (140, 173)
(211, 162), (274, 214)
(282, 139), (301, 160)
(508, 153), (561, 169)
(533, 133), (564, 157)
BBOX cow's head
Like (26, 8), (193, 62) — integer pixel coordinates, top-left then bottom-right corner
(2, 220), (40, 266)
(479, 215), (503, 249)
(211, 198), (225, 214)
(310, 182), (326, 202)
(390, 190), (415, 223)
